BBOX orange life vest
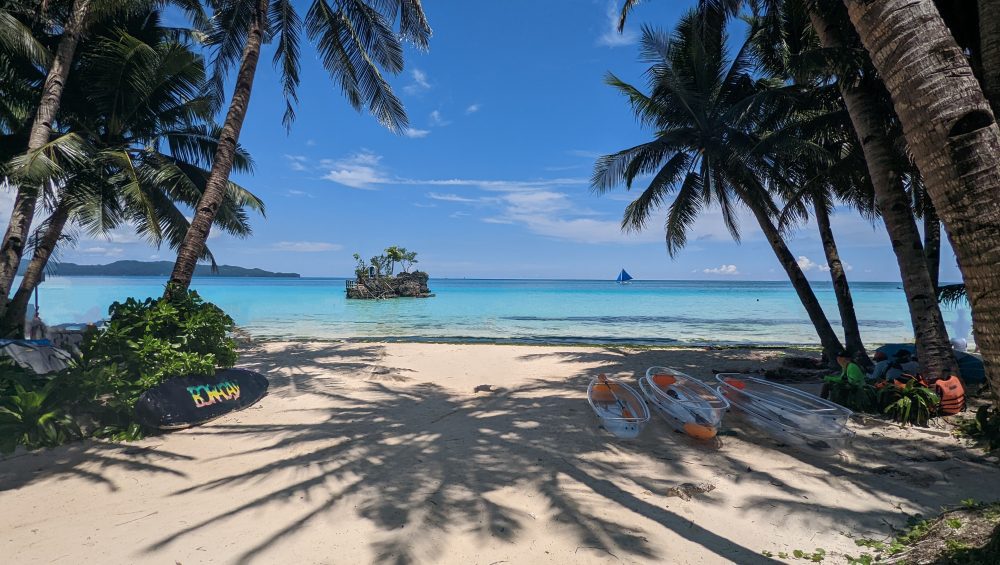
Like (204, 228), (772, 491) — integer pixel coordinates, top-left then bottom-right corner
(934, 375), (966, 415)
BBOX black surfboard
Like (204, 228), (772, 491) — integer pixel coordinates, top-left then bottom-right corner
(134, 368), (269, 430)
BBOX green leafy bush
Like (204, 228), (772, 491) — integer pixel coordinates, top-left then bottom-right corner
(82, 289), (237, 391)
(879, 380), (939, 426)
(0, 290), (239, 453)
(0, 379), (81, 454)
(828, 381), (879, 413)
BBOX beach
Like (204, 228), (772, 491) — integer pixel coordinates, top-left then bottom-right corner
(1, 341), (995, 564)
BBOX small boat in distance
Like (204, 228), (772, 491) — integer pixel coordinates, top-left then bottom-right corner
(615, 268), (633, 284)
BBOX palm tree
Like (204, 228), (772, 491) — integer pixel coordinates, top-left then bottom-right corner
(796, 1), (958, 379)
(594, 12), (846, 360)
(2, 10), (263, 333)
(751, 0), (871, 364)
(982, 0), (1000, 114)
(0, 0), (206, 316)
(165, 0), (432, 295)
(845, 0), (1000, 394)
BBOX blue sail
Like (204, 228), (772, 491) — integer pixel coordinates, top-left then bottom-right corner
(616, 269), (633, 282)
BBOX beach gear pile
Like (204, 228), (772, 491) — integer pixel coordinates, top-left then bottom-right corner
(588, 368), (854, 453)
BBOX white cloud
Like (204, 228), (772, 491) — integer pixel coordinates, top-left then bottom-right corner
(465, 103), (481, 114)
(449, 211), (470, 219)
(285, 154), (308, 171)
(305, 139), (317, 147)
(597, 1), (638, 47)
(797, 255), (822, 271)
(796, 255), (853, 273)
(403, 127), (430, 138)
(81, 246), (125, 257)
(286, 189), (314, 198)
(703, 264), (740, 275)
(271, 241), (342, 252)
(427, 192), (482, 203)
(321, 151), (388, 189)
(481, 189), (659, 244)
(404, 68), (431, 94)
(429, 110), (450, 127)
(567, 149), (602, 159)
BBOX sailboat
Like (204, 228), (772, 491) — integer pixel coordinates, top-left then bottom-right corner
(615, 268), (633, 285)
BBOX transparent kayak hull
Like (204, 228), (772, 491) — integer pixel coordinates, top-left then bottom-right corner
(716, 383), (854, 453)
(715, 373), (852, 431)
(588, 376), (650, 439)
(639, 367), (729, 439)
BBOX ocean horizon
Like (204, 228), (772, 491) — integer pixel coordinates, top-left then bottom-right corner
(21, 276), (970, 347)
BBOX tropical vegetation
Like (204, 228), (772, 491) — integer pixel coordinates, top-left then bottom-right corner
(605, 0), (1000, 404)
(1, 0), (1000, 460)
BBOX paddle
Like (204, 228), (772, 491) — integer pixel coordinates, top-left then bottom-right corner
(598, 373), (635, 420)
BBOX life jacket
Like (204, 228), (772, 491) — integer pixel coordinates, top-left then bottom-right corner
(933, 375), (966, 415)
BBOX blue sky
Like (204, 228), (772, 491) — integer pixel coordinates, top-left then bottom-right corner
(3, 0), (962, 281)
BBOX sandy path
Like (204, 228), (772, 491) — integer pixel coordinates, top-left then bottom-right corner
(1, 342), (996, 564)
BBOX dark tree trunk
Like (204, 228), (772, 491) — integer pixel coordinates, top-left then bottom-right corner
(980, 0), (1000, 115)
(924, 199), (941, 291)
(814, 199), (870, 367)
(749, 200), (845, 362)
(165, 0), (266, 297)
(846, 0), (1000, 398)
(0, 0), (90, 315)
(3, 202), (71, 334)
(810, 7), (958, 380)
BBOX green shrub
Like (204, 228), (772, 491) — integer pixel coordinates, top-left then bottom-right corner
(82, 289), (237, 391)
(0, 378), (81, 454)
(828, 381), (879, 413)
(879, 380), (939, 426)
(0, 290), (237, 453)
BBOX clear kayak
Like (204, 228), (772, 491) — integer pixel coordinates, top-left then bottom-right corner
(638, 367), (729, 440)
(715, 373), (852, 431)
(714, 374), (854, 453)
(588, 374), (650, 439)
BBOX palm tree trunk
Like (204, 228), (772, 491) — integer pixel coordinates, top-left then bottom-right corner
(923, 200), (941, 290)
(980, 0), (1000, 115)
(3, 201), (71, 334)
(809, 8), (958, 379)
(845, 0), (1000, 394)
(0, 0), (90, 313)
(165, 0), (266, 297)
(748, 200), (844, 361)
(814, 199), (870, 366)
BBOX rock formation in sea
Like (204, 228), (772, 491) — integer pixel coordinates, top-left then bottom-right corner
(347, 271), (432, 299)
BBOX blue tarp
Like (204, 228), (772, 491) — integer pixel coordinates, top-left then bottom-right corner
(875, 343), (985, 384)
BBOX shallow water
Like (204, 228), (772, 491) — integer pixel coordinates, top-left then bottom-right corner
(23, 276), (963, 346)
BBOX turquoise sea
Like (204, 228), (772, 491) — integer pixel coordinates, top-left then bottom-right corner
(20, 276), (968, 347)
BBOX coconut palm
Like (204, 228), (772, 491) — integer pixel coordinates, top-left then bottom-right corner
(593, 12), (846, 360)
(0, 0), (207, 316)
(2, 10), (263, 333)
(750, 0), (872, 364)
(845, 0), (1000, 394)
(164, 0), (432, 295)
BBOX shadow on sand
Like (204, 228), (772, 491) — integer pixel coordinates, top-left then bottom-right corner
(3, 343), (995, 564)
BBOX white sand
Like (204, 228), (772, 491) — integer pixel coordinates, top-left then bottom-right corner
(1, 342), (996, 564)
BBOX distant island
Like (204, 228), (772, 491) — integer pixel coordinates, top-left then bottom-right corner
(23, 260), (300, 278)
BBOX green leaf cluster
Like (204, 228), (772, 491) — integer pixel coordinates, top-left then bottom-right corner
(81, 289), (237, 390)
(1, 290), (238, 453)
(879, 381), (940, 427)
